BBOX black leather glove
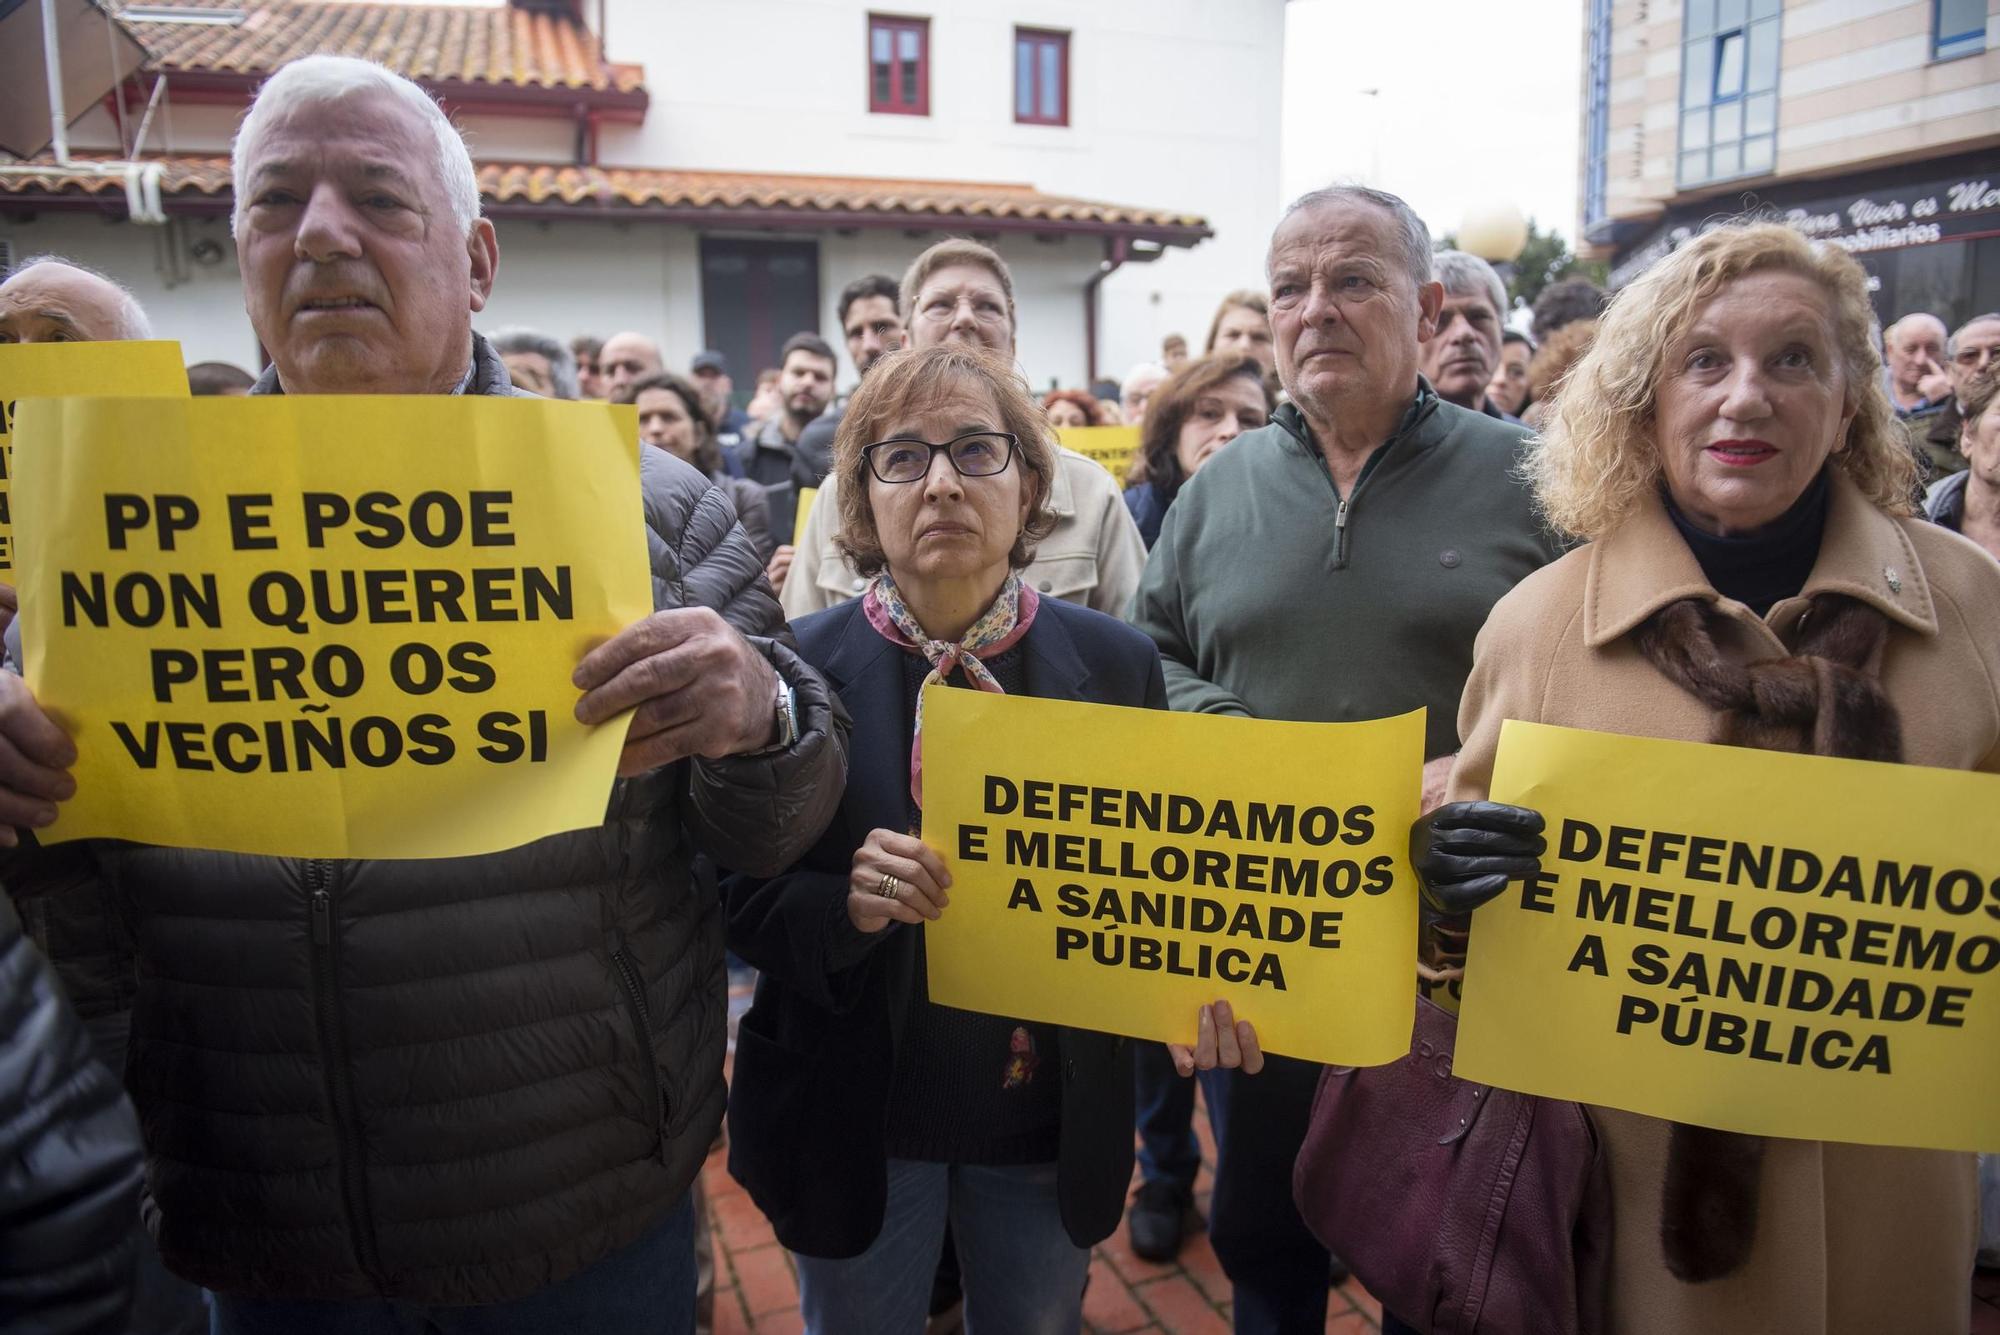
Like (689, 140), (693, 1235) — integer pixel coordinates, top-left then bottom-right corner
(1410, 801), (1546, 916)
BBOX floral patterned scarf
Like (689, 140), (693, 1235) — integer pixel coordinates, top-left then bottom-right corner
(862, 570), (1040, 809)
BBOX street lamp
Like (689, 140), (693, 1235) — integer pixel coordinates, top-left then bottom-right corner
(1457, 201), (1529, 264)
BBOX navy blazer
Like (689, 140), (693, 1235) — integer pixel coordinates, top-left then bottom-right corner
(724, 594), (1167, 1259)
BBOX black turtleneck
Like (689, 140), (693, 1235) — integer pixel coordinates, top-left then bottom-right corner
(1665, 470), (1829, 618)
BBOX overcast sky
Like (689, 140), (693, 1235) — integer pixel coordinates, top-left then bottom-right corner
(1280, 0), (1584, 245)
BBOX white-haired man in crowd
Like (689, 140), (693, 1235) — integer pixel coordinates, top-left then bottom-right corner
(0, 54), (848, 1332)
(1421, 249), (1513, 420)
(1120, 361), (1170, 431)
(0, 255), (152, 345)
(489, 325), (580, 399)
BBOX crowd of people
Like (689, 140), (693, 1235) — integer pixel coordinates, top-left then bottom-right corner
(2, 50), (1998, 1335)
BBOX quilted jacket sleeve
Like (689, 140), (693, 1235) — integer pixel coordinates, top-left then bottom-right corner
(0, 890), (144, 1335)
(640, 450), (850, 877)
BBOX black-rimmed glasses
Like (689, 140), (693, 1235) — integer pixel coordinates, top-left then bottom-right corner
(862, 432), (1019, 484)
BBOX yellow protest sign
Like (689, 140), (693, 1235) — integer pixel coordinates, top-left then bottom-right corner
(793, 485), (817, 548)
(1456, 720), (2000, 1152)
(922, 689), (1424, 1065)
(0, 341), (188, 579)
(15, 395), (652, 860)
(1057, 425), (1139, 488)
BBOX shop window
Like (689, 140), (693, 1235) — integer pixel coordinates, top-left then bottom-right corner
(1679, 0), (1779, 188)
(1935, 0), (1987, 59)
(1015, 28), (1069, 126)
(868, 14), (929, 116)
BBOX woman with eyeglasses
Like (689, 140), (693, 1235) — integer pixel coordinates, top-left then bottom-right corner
(722, 342), (1262, 1333)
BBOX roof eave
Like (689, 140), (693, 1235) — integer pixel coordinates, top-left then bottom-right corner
(144, 69), (649, 119)
(483, 201), (1212, 246)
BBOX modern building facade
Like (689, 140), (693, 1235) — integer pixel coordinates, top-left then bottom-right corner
(1, 0), (1289, 394)
(1580, 0), (2000, 328)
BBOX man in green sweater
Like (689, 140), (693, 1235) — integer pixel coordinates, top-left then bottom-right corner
(1131, 185), (1560, 1335)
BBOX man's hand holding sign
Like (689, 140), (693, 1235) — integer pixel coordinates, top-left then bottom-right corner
(573, 606), (784, 775)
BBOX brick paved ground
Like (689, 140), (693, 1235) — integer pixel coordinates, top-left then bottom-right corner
(712, 976), (1995, 1333)
(701, 1112), (1386, 1335)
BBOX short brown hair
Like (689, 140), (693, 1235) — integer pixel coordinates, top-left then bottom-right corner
(832, 343), (1057, 578)
(899, 239), (1017, 338)
(1131, 354), (1272, 497)
(1204, 289), (1268, 353)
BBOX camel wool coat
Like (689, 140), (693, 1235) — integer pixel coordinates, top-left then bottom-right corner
(1449, 468), (2000, 1335)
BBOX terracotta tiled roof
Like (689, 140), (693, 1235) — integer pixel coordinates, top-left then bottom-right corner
(0, 155), (1212, 243)
(104, 0), (644, 96)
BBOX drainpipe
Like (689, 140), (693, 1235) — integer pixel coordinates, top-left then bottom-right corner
(1082, 236), (1129, 384)
(42, 0), (71, 166)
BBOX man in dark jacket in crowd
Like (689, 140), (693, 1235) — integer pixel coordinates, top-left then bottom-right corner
(1132, 185), (1560, 1335)
(0, 55), (847, 1333)
(732, 332), (837, 542)
(1421, 250), (1515, 420)
(0, 891), (144, 1335)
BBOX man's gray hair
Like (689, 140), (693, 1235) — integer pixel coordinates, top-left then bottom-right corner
(1949, 312), (2000, 358)
(7, 254), (152, 339)
(1276, 185), (1433, 296)
(1885, 312), (1946, 347)
(488, 327), (578, 399)
(230, 55), (482, 238)
(1432, 250), (1509, 321)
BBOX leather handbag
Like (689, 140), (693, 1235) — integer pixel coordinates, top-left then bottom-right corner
(1291, 992), (1611, 1335)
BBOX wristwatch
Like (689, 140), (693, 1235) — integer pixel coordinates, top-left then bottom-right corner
(768, 679), (799, 751)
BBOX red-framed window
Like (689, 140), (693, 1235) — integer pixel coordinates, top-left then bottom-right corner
(1014, 27), (1069, 126)
(868, 15), (929, 116)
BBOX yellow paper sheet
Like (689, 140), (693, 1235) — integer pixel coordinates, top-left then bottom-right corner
(0, 341), (188, 580)
(1456, 720), (2000, 1152)
(15, 395), (652, 860)
(1056, 425), (1139, 489)
(793, 485), (818, 548)
(922, 689), (1424, 1065)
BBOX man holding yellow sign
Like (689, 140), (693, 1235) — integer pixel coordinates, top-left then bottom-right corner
(1429, 226), (2000, 1335)
(0, 56), (846, 1333)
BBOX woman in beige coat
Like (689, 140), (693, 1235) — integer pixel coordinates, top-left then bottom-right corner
(1424, 223), (2000, 1334)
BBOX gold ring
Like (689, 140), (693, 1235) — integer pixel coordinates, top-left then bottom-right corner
(878, 873), (901, 899)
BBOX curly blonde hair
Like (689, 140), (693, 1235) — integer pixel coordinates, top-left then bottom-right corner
(1529, 223), (1915, 540)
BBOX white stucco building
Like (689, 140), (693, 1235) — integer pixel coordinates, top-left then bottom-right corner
(2, 0), (1288, 396)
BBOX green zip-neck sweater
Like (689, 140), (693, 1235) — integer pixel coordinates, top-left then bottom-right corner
(1131, 384), (1562, 758)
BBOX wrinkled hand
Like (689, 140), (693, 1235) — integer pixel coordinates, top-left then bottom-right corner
(765, 545), (795, 595)
(847, 828), (951, 934)
(0, 672), (75, 847)
(1167, 1000), (1264, 1077)
(1917, 356), (1951, 403)
(1410, 801), (1546, 916)
(1419, 754), (1455, 815)
(573, 607), (781, 776)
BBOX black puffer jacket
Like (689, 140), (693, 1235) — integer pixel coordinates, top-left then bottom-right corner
(24, 338), (849, 1304)
(0, 891), (144, 1335)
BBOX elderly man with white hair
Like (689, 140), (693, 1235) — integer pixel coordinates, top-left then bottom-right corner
(1132, 186), (1560, 1335)
(1120, 360), (1169, 430)
(0, 54), (848, 1331)
(0, 255), (151, 344)
(1421, 249), (1513, 419)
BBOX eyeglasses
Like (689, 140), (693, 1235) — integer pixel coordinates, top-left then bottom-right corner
(863, 432), (1018, 484)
